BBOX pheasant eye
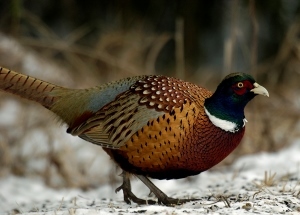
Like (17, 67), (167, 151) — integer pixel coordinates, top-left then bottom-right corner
(237, 82), (244, 88)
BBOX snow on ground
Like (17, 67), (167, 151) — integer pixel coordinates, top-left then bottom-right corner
(0, 141), (299, 215)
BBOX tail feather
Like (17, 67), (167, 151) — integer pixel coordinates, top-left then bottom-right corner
(0, 67), (62, 109)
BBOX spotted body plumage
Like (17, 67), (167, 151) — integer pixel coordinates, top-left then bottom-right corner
(100, 76), (245, 180)
(0, 67), (269, 205)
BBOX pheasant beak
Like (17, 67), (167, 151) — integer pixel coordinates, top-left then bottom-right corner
(251, 82), (269, 97)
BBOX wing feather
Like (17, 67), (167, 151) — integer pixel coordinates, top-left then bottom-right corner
(70, 90), (164, 148)
(67, 75), (211, 149)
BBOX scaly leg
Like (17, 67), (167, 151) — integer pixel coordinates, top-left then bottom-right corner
(115, 171), (156, 205)
(136, 175), (199, 206)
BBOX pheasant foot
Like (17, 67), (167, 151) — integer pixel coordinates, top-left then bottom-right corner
(115, 171), (156, 205)
(136, 174), (199, 206)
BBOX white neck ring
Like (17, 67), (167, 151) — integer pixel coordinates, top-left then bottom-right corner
(204, 107), (246, 133)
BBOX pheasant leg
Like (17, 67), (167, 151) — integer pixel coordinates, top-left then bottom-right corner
(115, 171), (156, 205)
(136, 175), (199, 206)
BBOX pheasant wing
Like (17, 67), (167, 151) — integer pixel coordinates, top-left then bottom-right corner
(68, 76), (210, 148)
(71, 90), (164, 148)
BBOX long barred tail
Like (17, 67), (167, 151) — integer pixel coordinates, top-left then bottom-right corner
(0, 67), (62, 109)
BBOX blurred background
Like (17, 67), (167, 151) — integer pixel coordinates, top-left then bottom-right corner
(0, 0), (299, 191)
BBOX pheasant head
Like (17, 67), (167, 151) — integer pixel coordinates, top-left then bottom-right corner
(204, 73), (269, 133)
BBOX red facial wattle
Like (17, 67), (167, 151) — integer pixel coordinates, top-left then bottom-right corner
(232, 80), (254, 96)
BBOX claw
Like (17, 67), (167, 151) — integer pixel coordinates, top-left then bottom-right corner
(117, 171), (156, 205)
(115, 185), (122, 194)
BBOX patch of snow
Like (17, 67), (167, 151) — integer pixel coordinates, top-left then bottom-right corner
(0, 100), (23, 126)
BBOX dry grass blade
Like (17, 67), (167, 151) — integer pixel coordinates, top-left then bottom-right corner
(55, 197), (64, 212)
(253, 170), (277, 189)
(264, 171), (277, 187)
(213, 195), (231, 208)
(252, 190), (262, 199)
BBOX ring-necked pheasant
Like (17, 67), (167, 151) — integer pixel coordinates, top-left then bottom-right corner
(0, 67), (268, 205)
